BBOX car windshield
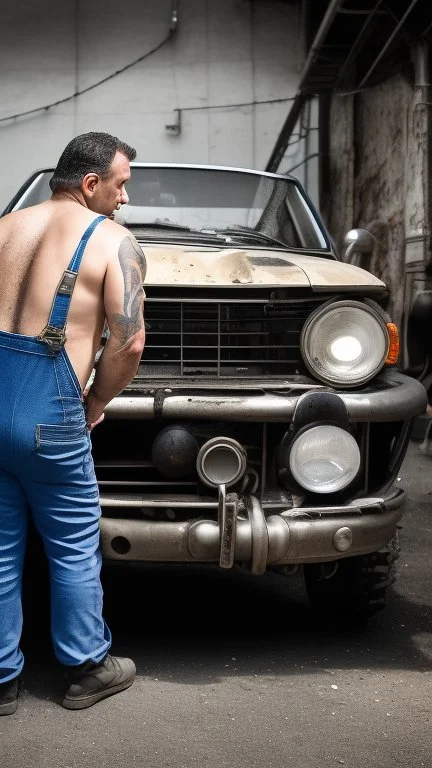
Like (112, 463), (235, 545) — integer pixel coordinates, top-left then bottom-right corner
(7, 166), (328, 250)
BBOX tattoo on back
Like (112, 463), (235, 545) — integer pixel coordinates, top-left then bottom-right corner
(112, 236), (146, 345)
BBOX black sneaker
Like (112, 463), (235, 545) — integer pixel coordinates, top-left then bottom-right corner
(0, 678), (19, 716)
(62, 655), (136, 710)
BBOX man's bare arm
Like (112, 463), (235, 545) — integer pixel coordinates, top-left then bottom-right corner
(85, 234), (146, 427)
(112, 236), (146, 344)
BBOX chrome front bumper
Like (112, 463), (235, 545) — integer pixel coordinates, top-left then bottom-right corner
(105, 371), (427, 423)
(100, 486), (406, 573)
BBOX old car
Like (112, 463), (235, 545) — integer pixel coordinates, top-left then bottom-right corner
(3, 163), (427, 620)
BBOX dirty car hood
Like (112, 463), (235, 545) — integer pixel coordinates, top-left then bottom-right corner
(141, 243), (385, 290)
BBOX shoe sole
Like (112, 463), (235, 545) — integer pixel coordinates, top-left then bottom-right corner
(62, 676), (135, 710)
(0, 700), (18, 716)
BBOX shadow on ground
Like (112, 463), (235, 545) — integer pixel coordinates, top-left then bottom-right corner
(18, 435), (432, 706)
(20, 521), (432, 705)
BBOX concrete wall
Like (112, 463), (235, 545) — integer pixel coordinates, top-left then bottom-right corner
(325, 68), (429, 336)
(0, 0), (304, 212)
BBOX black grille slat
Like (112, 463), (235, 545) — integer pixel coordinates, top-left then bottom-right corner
(142, 297), (321, 378)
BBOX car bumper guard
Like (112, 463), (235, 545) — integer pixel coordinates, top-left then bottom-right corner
(99, 486), (406, 573)
(105, 371), (427, 423)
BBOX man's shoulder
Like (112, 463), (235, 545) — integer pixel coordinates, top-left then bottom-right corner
(98, 220), (143, 269)
(0, 203), (45, 237)
(99, 217), (131, 242)
(100, 219), (142, 252)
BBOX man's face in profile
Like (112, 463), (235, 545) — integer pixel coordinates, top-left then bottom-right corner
(89, 151), (131, 217)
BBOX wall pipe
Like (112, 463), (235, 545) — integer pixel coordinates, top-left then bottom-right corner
(355, 0), (420, 91)
(265, 0), (345, 172)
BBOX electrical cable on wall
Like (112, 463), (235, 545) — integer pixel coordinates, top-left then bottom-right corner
(0, 91), (296, 127)
(284, 152), (321, 175)
(179, 97), (295, 112)
(164, 100), (314, 143)
(0, 28), (175, 125)
(0, 0), (296, 130)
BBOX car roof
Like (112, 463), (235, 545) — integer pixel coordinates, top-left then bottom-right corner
(30, 163), (297, 182)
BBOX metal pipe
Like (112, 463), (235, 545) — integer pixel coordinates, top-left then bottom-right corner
(246, 495), (269, 575)
(284, 152), (320, 176)
(99, 503), (404, 565)
(414, 40), (429, 88)
(334, 0), (385, 89)
(297, 0), (346, 84)
(99, 487), (405, 514)
(266, 94), (308, 172)
(218, 484), (237, 569)
(104, 372), (427, 423)
(266, 0), (345, 171)
(170, 0), (179, 31)
(356, 0), (421, 90)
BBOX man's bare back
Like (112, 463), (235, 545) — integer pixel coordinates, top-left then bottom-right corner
(0, 142), (145, 429)
(0, 200), (123, 388)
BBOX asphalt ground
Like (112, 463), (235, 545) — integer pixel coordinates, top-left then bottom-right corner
(0, 439), (431, 768)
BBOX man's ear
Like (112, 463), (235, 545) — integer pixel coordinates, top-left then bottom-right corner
(82, 172), (99, 197)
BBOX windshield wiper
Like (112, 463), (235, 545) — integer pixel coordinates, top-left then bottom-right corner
(128, 222), (193, 232)
(127, 222), (224, 244)
(213, 227), (288, 249)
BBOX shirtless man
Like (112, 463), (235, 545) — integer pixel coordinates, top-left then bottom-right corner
(0, 132), (146, 715)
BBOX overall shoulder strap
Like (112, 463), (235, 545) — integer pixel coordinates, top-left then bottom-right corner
(38, 215), (106, 352)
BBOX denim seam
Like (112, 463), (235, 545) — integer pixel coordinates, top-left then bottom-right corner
(62, 351), (82, 398)
(0, 344), (51, 357)
(36, 423), (87, 442)
(53, 359), (67, 424)
(84, 435), (94, 479)
(55, 352), (82, 402)
(10, 368), (37, 466)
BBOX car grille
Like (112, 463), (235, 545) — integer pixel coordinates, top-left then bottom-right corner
(141, 296), (323, 377)
(93, 420), (265, 516)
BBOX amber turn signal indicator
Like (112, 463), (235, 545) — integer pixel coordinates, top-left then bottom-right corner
(385, 322), (399, 364)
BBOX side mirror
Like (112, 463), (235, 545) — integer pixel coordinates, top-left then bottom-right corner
(342, 228), (376, 266)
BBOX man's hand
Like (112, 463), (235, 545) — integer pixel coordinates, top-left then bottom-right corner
(83, 388), (105, 431)
(87, 412), (105, 432)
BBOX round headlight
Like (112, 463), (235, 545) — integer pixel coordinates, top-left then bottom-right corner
(289, 425), (360, 494)
(301, 301), (389, 387)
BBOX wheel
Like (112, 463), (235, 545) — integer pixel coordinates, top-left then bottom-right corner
(303, 533), (400, 623)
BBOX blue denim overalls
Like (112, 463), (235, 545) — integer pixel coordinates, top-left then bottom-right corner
(0, 215), (111, 683)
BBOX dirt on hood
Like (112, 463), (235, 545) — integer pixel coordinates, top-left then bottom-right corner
(141, 243), (385, 290)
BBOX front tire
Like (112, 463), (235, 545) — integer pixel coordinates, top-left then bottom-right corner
(303, 533), (400, 623)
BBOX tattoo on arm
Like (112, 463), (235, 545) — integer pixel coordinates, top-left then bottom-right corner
(112, 235), (146, 345)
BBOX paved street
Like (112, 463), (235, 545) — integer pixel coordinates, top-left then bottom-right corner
(1, 439), (431, 768)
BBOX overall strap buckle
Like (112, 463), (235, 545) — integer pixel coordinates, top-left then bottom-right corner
(37, 324), (67, 352)
(37, 215), (106, 351)
(57, 270), (77, 295)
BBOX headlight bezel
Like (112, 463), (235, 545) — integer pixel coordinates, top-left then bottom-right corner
(289, 422), (361, 496)
(300, 298), (390, 388)
(288, 423), (361, 494)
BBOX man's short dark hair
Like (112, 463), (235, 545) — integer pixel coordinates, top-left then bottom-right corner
(49, 132), (137, 192)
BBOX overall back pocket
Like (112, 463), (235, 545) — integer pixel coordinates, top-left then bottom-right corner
(36, 423), (88, 447)
(33, 423), (93, 484)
